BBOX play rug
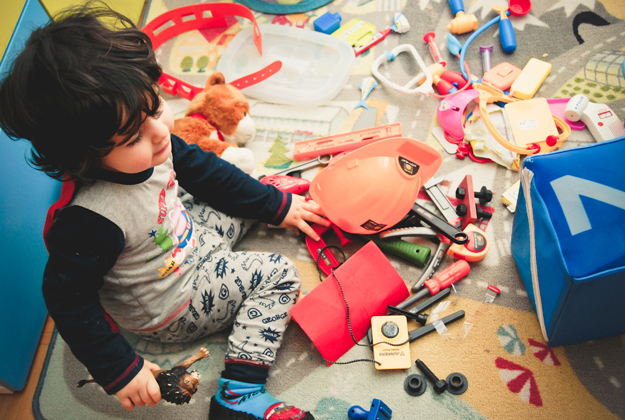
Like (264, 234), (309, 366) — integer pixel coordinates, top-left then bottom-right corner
(34, 0), (625, 418)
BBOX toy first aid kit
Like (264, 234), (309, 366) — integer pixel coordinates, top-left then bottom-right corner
(511, 136), (625, 347)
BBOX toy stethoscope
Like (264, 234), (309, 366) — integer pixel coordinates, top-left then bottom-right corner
(142, 3), (282, 100)
(371, 45), (474, 100)
(474, 83), (571, 155)
(371, 45), (434, 96)
(458, 0), (532, 81)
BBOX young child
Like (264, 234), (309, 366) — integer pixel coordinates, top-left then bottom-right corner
(0, 6), (328, 420)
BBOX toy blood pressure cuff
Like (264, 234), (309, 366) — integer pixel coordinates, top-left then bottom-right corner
(309, 137), (442, 235)
(511, 136), (625, 347)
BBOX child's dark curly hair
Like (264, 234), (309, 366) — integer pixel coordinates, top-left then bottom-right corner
(0, 3), (162, 184)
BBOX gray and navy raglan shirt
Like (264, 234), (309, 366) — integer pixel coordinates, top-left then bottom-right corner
(43, 134), (291, 394)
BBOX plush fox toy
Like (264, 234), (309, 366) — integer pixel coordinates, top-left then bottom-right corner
(172, 72), (256, 174)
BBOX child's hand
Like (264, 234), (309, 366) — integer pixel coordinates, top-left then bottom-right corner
(115, 360), (162, 410)
(279, 195), (331, 241)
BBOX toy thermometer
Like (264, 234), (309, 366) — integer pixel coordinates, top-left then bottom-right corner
(565, 94), (625, 142)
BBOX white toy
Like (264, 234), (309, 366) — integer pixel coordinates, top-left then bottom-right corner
(565, 94), (625, 142)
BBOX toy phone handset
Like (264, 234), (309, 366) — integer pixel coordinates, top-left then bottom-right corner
(565, 94), (625, 142)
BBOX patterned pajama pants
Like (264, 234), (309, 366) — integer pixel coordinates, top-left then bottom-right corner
(136, 194), (301, 367)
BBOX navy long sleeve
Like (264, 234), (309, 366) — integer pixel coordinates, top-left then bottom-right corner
(171, 135), (291, 225)
(43, 206), (141, 394)
(42, 135), (291, 394)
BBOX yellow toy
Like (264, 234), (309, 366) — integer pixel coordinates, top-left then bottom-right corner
(474, 83), (571, 155)
(510, 58), (552, 100)
(331, 18), (376, 47)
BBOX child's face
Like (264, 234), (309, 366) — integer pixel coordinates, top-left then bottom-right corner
(101, 97), (174, 174)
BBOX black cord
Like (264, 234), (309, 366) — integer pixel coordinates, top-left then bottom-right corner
(315, 245), (345, 282)
(314, 246), (410, 366)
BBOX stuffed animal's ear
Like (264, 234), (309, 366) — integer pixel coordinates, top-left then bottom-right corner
(207, 72), (226, 88)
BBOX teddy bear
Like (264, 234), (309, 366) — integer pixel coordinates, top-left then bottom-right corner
(172, 72), (256, 174)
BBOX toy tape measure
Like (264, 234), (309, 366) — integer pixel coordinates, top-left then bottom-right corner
(142, 3), (281, 100)
(474, 83), (571, 155)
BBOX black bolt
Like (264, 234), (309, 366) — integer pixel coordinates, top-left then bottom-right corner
(457, 203), (492, 220)
(475, 186), (493, 205)
(456, 186), (493, 206)
(415, 359), (447, 394)
(415, 313), (428, 325)
(476, 206), (492, 220)
(455, 203), (467, 217)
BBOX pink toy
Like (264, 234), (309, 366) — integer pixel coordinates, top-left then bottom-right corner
(547, 98), (586, 130)
(436, 89), (480, 141)
(423, 32), (443, 63)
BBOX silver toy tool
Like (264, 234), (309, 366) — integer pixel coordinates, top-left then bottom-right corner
(272, 154), (333, 176)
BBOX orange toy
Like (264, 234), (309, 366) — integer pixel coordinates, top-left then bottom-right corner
(310, 137), (442, 235)
(172, 72), (256, 174)
(474, 83), (571, 155)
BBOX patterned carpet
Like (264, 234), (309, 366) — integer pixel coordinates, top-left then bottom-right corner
(34, 1), (625, 419)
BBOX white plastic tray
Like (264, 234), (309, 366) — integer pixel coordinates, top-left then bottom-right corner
(217, 24), (355, 106)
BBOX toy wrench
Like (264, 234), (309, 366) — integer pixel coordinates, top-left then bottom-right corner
(409, 203), (468, 245)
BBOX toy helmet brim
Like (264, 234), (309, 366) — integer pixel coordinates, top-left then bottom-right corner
(310, 137), (442, 234)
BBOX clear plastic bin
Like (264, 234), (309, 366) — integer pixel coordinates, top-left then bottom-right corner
(217, 23), (355, 106)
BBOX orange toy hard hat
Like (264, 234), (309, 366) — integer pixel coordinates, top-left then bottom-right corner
(310, 137), (442, 234)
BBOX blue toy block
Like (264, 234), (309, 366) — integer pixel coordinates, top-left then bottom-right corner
(314, 11), (341, 34)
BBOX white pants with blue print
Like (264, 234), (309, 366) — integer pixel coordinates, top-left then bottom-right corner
(136, 194), (300, 367)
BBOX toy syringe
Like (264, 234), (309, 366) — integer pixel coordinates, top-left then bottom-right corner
(353, 13), (410, 56)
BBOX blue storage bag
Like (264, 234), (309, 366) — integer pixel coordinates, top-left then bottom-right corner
(511, 136), (625, 347)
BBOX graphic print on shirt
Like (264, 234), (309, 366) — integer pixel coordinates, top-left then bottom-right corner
(153, 174), (197, 278)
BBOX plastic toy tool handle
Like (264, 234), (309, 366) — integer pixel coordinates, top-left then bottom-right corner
(424, 259), (470, 295)
(499, 15), (516, 53)
(373, 237), (431, 268)
(449, 0), (465, 15)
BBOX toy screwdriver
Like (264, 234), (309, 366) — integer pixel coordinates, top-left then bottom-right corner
(411, 259), (470, 302)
